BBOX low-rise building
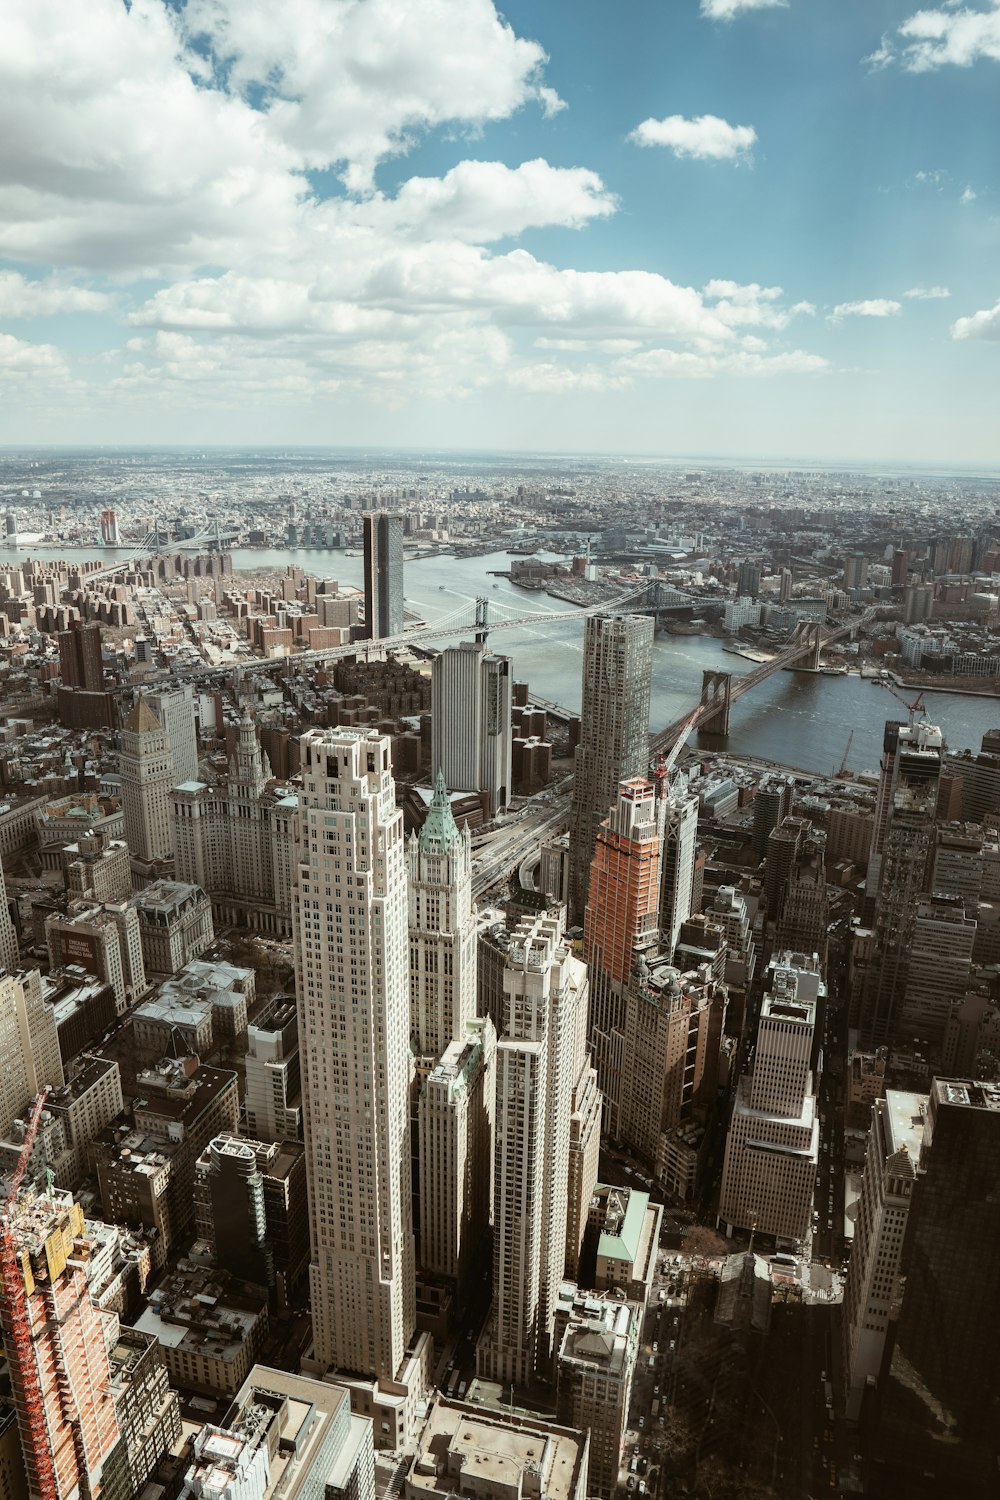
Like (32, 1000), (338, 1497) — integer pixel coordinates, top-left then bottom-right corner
(135, 1263), (268, 1397)
(555, 1291), (639, 1499)
(181, 1365), (375, 1500)
(133, 958), (253, 1065)
(405, 1397), (589, 1500)
(588, 1185), (661, 1303)
(194, 1133), (309, 1314)
(47, 1054), (124, 1187)
(46, 898), (147, 1014)
(244, 997), (301, 1142)
(132, 880), (214, 976)
(107, 1326), (182, 1497)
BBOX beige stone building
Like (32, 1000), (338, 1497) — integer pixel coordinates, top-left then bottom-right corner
(294, 728), (425, 1444)
(478, 912), (599, 1389)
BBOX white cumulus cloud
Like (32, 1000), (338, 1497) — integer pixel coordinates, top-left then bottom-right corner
(903, 286), (951, 299)
(629, 114), (757, 161)
(951, 299), (1000, 340)
(893, 2), (1000, 71)
(0, 332), (69, 378)
(829, 299), (903, 322)
(179, 0), (562, 189)
(0, 272), (112, 317)
(345, 160), (616, 243)
(0, 0), (828, 410)
(962, 185), (978, 203)
(700, 0), (788, 20)
(617, 347), (828, 378)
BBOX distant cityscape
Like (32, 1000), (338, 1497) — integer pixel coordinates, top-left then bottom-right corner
(0, 449), (998, 1500)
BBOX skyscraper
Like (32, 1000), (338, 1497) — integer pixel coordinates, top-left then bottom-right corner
(146, 683), (199, 788)
(0, 1187), (122, 1500)
(878, 1078), (1000, 1488)
(57, 619), (103, 692)
(718, 953), (821, 1242)
(752, 773), (795, 858)
(362, 512), (404, 639)
(478, 911), (596, 1388)
(584, 776), (661, 1133)
(119, 693), (175, 872)
(568, 614), (654, 922)
(898, 894), (975, 1049)
(842, 1089), (925, 1420)
(294, 729), (417, 1396)
(864, 718), (907, 907)
(862, 722), (943, 1048)
(408, 773), (496, 1303)
(0, 969), (64, 1138)
(407, 772), (476, 1060)
(619, 958), (725, 1196)
(658, 782), (698, 957)
(431, 642), (513, 815)
(417, 1020), (495, 1296)
(0, 859), (17, 977)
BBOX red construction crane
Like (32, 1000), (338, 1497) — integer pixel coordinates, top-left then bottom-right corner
(0, 1089), (58, 1500)
(652, 709), (699, 791)
(875, 680), (927, 726)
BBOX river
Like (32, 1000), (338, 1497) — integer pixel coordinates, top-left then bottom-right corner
(5, 541), (999, 775)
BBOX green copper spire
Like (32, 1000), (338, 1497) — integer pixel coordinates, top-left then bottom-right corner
(420, 769), (460, 852)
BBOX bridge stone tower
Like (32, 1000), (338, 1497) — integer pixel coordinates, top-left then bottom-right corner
(699, 670), (733, 735)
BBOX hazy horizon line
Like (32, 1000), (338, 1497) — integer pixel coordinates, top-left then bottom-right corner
(1, 442), (999, 478)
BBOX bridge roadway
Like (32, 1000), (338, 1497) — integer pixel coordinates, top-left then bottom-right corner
(469, 607), (878, 897)
(142, 585), (650, 690)
(649, 606), (878, 754)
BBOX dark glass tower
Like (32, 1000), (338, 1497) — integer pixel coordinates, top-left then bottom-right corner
(363, 511), (404, 639)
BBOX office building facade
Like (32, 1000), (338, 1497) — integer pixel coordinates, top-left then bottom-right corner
(718, 954), (821, 1242)
(294, 729), (417, 1387)
(430, 643), (513, 815)
(119, 693), (175, 872)
(862, 723), (943, 1047)
(363, 512), (404, 639)
(583, 777), (661, 1134)
(478, 912), (598, 1388)
(568, 614), (654, 922)
(842, 1090), (925, 1420)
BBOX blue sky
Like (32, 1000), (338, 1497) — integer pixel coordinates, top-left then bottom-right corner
(0, 0), (998, 461)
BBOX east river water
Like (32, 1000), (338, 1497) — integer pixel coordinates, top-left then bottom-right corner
(7, 541), (1000, 775)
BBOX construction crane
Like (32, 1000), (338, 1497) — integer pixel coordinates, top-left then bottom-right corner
(0, 1089), (58, 1500)
(836, 730), (854, 777)
(652, 709), (699, 791)
(875, 680), (927, 726)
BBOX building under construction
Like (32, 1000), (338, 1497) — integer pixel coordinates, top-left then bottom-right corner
(0, 1179), (123, 1500)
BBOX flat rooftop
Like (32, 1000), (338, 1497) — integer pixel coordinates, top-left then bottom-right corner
(408, 1398), (586, 1500)
(884, 1090), (927, 1159)
(932, 1077), (1000, 1113)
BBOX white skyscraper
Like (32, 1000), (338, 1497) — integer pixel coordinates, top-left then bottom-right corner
(120, 694), (175, 871)
(478, 910), (597, 1388)
(843, 1090), (925, 1420)
(431, 641), (513, 816)
(0, 969), (64, 1137)
(146, 683), (199, 788)
(658, 785), (698, 958)
(569, 614), (654, 922)
(408, 772), (495, 1304)
(0, 858), (17, 976)
(718, 953), (821, 1243)
(294, 729), (416, 1389)
(407, 772), (477, 1057)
